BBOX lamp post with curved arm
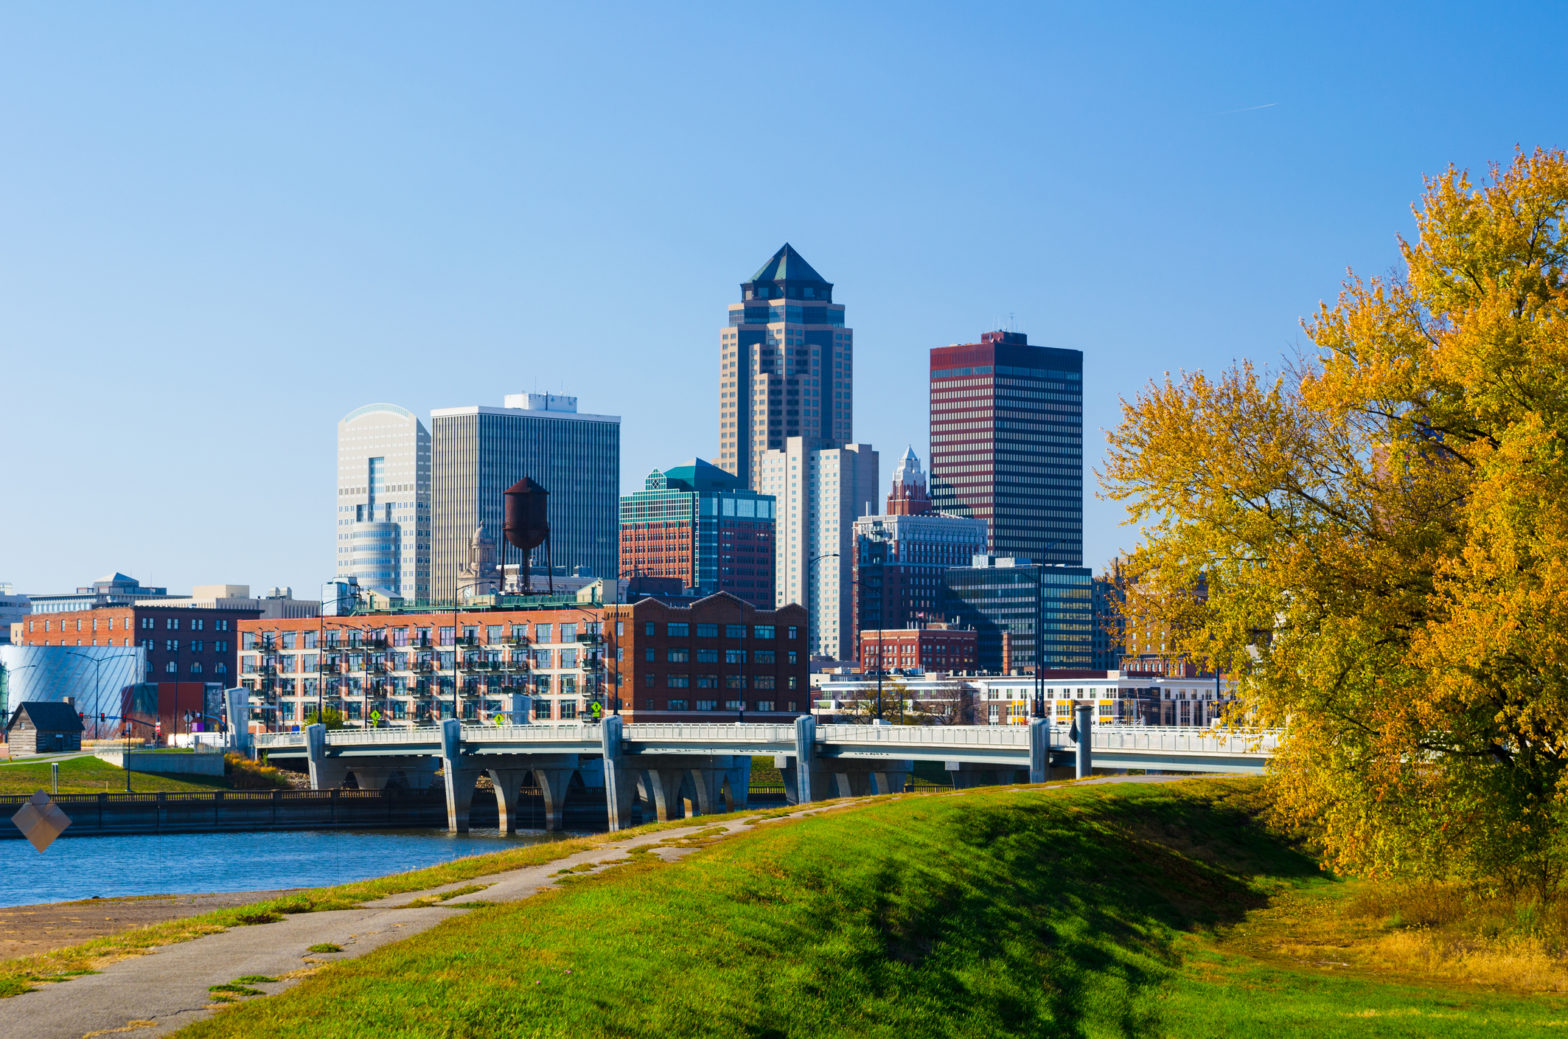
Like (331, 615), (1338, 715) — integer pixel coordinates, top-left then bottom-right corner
(1031, 539), (1068, 721)
(58, 649), (139, 740)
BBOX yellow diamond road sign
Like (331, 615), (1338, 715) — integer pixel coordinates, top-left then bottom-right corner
(12, 790), (72, 853)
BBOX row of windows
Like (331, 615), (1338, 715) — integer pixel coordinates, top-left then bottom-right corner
(642, 673), (796, 690)
(656, 699), (794, 712)
(28, 615), (233, 634)
(648, 622), (794, 640)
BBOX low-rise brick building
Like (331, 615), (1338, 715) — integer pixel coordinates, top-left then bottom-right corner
(236, 603), (604, 729)
(605, 593), (808, 722)
(858, 625), (978, 674)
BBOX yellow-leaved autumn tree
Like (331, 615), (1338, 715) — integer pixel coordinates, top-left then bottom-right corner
(1104, 150), (1568, 898)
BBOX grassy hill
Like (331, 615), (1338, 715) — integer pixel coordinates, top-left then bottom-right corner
(174, 778), (1568, 1038)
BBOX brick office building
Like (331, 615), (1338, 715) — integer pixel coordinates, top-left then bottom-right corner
(17, 604), (260, 736)
(605, 593), (809, 722)
(858, 625), (978, 674)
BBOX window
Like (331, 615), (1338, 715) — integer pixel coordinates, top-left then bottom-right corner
(754, 674), (776, 690)
(615, 621), (624, 637)
(696, 674), (718, 689)
(667, 648), (689, 663)
(725, 674), (745, 690)
(536, 624), (553, 642)
(753, 625), (775, 640)
(487, 625), (504, 643)
(787, 626), (799, 640)
(755, 650), (776, 664)
(645, 674), (656, 688)
(696, 623), (718, 638)
(756, 700), (775, 712)
(724, 699), (743, 711)
(787, 676), (798, 689)
(190, 640), (204, 652)
(559, 700), (577, 720)
(669, 674), (691, 689)
(667, 622), (689, 638)
(725, 648), (746, 664)
(787, 651), (798, 665)
(725, 624), (746, 639)
(696, 648), (718, 663)
(644, 623), (655, 636)
(644, 648), (655, 662)
(561, 623), (577, 641)
(560, 649), (578, 668)
(668, 699), (688, 711)
(165, 661), (177, 674)
(695, 699), (718, 712)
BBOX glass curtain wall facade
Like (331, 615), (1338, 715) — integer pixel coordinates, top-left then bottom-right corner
(720, 244), (852, 488)
(431, 395), (621, 602)
(619, 459), (776, 608)
(929, 331), (1084, 568)
(943, 557), (1093, 672)
(337, 404), (431, 600)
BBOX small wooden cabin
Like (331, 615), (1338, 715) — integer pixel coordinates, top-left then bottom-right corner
(6, 701), (85, 756)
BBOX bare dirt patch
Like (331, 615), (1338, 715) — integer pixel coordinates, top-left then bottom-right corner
(0, 892), (295, 960)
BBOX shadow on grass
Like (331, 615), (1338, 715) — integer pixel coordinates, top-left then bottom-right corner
(174, 779), (1321, 1039)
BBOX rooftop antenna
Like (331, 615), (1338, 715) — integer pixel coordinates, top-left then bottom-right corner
(1008, 312), (1016, 332)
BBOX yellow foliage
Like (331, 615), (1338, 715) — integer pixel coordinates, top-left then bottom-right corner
(1104, 149), (1568, 896)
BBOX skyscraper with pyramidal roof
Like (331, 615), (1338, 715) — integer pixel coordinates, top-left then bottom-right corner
(719, 244), (853, 487)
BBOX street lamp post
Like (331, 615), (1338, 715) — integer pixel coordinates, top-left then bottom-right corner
(1031, 539), (1067, 721)
(59, 649), (138, 740)
(805, 551), (839, 667)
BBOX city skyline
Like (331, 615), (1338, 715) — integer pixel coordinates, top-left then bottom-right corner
(5, 5), (1564, 597)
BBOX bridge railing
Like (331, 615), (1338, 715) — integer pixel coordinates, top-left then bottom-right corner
(820, 724), (1031, 748)
(1091, 726), (1279, 755)
(625, 723), (798, 744)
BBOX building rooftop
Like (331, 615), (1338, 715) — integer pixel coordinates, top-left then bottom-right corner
(748, 243), (829, 286)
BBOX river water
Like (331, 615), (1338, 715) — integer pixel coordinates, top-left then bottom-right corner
(0, 828), (570, 907)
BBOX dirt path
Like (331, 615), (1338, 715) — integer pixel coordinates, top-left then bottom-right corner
(4, 805), (840, 1039)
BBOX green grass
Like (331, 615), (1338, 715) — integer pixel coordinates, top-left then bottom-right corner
(161, 778), (1568, 1038)
(306, 943), (343, 954)
(0, 756), (230, 795)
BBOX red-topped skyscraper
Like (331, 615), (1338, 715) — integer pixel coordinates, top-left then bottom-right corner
(928, 330), (1083, 568)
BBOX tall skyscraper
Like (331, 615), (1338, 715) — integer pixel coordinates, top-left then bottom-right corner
(336, 404), (431, 600)
(929, 330), (1083, 567)
(852, 448), (988, 657)
(619, 459), (777, 608)
(430, 393), (620, 601)
(759, 438), (878, 661)
(719, 244), (853, 488)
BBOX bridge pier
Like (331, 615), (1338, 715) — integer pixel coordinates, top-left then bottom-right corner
(1074, 705), (1093, 779)
(721, 757), (751, 811)
(1029, 718), (1050, 784)
(533, 768), (576, 832)
(600, 717), (637, 832)
(306, 724), (348, 790)
(350, 760), (438, 791)
(486, 768), (532, 833)
(641, 767), (693, 822)
(440, 719), (480, 833)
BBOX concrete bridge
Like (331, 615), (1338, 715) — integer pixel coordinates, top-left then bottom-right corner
(251, 711), (1278, 833)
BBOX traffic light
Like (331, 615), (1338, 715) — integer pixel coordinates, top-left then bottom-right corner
(100, 712), (106, 723)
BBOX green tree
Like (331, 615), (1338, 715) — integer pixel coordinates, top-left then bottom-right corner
(303, 707), (346, 730)
(1104, 150), (1568, 898)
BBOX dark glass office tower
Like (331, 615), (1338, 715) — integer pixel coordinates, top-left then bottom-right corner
(928, 330), (1083, 568)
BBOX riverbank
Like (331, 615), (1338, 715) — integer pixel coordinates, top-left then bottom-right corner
(0, 892), (293, 960)
(168, 777), (1568, 1038)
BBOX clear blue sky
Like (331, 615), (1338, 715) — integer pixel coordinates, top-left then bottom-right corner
(3, 2), (1564, 597)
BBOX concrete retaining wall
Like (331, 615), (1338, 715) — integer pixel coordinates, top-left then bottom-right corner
(95, 750), (228, 778)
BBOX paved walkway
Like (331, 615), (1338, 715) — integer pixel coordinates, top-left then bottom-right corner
(6, 806), (834, 1039)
